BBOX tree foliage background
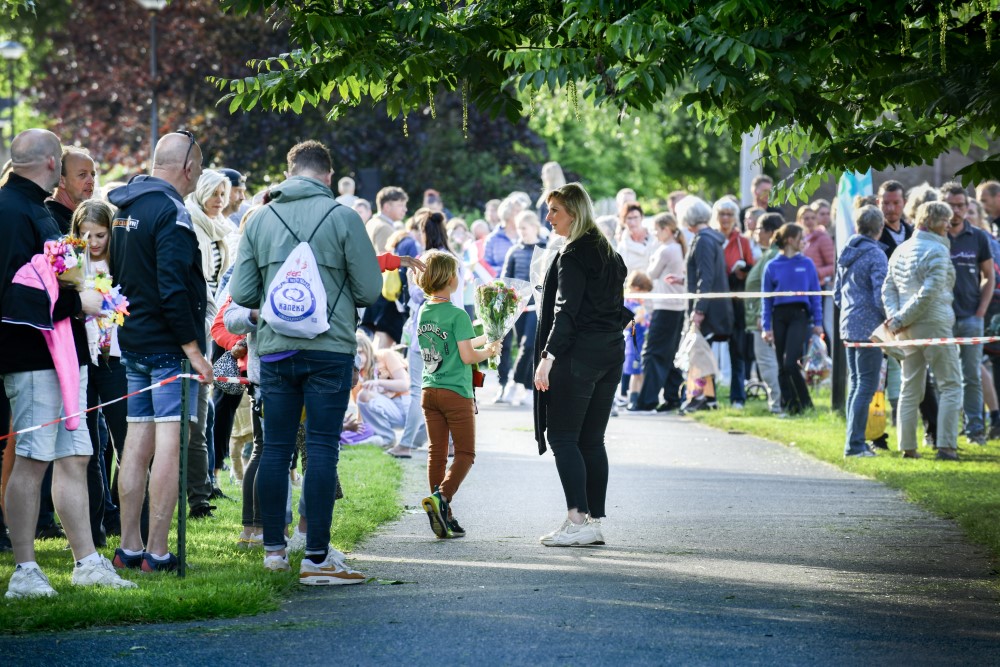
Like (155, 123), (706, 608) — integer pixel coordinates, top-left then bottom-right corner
(2, 0), (746, 212)
(211, 0), (1000, 201)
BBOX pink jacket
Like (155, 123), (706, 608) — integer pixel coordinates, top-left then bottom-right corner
(9, 255), (81, 430)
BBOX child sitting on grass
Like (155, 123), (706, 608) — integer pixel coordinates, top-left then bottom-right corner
(416, 250), (501, 538)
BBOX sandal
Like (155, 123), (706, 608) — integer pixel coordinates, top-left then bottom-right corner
(385, 445), (413, 459)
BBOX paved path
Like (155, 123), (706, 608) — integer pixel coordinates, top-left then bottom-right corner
(2, 398), (999, 665)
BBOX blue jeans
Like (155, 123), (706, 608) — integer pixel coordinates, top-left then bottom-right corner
(844, 347), (882, 455)
(259, 350), (353, 555)
(953, 316), (985, 435)
(398, 347), (427, 449)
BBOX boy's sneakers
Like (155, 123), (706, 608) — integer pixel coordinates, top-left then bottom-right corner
(112, 547), (144, 570)
(299, 548), (366, 586)
(446, 516), (466, 538)
(540, 519), (603, 547)
(140, 552), (178, 573)
(421, 488), (450, 539)
(73, 556), (138, 589)
(263, 553), (291, 572)
(5, 565), (57, 599)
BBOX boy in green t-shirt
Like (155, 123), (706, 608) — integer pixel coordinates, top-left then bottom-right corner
(416, 250), (501, 539)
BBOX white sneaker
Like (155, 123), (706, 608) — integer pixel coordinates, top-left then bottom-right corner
(286, 528), (307, 553)
(72, 556), (138, 589)
(6, 566), (57, 598)
(493, 385), (508, 404)
(299, 548), (366, 586)
(263, 553), (290, 572)
(540, 519), (603, 547)
(588, 517), (605, 545)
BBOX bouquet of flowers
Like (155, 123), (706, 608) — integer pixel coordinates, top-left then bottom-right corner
(473, 278), (533, 370)
(43, 235), (87, 289)
(85, 272), (130, 355)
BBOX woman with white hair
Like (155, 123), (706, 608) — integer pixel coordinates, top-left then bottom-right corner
(186, 169), (234, 294)
(712, 198), (755, 408)
(186, 169), (234, 495)
(676, 195), (733, 412)
(883, 201), (962, 461)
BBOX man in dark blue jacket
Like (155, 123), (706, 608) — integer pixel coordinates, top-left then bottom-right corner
(1, 129), (134, 597)
(107, 131), (213, 573)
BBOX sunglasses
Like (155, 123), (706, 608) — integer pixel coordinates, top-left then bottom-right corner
(175, 130), (197, 171)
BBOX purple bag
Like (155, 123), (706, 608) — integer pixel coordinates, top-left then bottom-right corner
(339, 422), (374, 445)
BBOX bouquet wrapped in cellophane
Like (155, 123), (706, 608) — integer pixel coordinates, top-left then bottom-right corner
(43, 236), (87, 289)
(85, 272), (130, 359)
(473, 278), (533, 370)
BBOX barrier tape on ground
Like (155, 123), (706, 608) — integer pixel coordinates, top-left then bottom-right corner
(623, 290), (833, 300)
(843, 336), (1000, 348)
(0, 373), (250, 441)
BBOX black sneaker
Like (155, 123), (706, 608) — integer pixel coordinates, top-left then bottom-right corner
(208, 486), (231, 500)
(446, 517), (466, 538)
(188, 504), (217, 520)
(421, 488), (450, 538)
(655, 400), (682, 413)
(0, 529), (11, 553)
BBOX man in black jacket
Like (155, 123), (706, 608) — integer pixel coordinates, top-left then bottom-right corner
(877, 180), (913, 258)
(45, 147), (96, 234)
(1, 129), (135, 598)
(108, 131), (213, 573)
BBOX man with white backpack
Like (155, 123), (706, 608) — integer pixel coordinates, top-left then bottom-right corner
(230, 141), (381, 585)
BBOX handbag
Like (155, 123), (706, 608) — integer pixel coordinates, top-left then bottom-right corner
(213, 351), (246, 396)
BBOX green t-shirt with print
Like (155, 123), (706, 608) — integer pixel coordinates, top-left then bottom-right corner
(418, 301), (476, 399)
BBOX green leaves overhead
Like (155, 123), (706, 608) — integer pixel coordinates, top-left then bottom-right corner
(210, 0), (1000, 194)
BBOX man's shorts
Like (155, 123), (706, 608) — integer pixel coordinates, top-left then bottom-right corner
(121, 351), (199, 424)
(4, 367), (93, 462)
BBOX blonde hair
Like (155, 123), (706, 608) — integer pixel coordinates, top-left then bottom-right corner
(537, 161), (567, 208)
(547, 182), (613, 254)
(355, 331), (376, 380)
(652, 211), (686, 256)
(191, 169), (231, 214)
(416, 249), (459, 294)
(71, 199), (115, 262)
(514, 210), (541, 230)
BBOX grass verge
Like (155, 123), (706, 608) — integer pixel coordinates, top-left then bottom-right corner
(691, 389), (1000, 562)
(0, 444), (402, 633)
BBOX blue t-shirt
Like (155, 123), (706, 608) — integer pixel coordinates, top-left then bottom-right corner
(418, 301), (476, 399)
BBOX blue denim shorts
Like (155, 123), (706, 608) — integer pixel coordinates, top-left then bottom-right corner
(121, 351), (199, 423)
(4, 367), (93, 461)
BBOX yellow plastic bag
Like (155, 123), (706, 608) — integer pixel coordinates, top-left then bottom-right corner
(381, 269), (402, 302)
(865, 390), (886, 440)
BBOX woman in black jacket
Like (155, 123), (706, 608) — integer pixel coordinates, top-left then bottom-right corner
(534, 182), (627, 548)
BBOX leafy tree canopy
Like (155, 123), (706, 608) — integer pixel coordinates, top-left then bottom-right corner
(215, 0), (1000, 201)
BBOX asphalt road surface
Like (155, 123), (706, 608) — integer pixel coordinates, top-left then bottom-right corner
(2, 396), (998, 666)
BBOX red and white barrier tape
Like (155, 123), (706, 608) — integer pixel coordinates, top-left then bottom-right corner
(844, 336), (1000, 348)
(623, 290), (833, 300)
(0, 373), (249, 441)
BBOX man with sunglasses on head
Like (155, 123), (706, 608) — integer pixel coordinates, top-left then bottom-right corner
(107, 131), (214, 572)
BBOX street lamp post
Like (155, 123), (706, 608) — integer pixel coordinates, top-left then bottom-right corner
(0, 40), (26, 150)
(135, 0), (167, 163)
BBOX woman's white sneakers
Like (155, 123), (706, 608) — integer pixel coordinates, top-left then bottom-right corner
(540, 517), (605, 547)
